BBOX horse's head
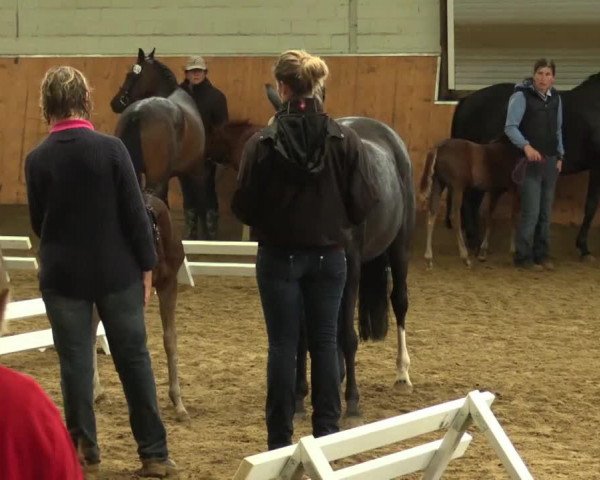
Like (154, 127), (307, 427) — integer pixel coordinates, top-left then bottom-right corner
(110, 48), (176, 113)
(207, 120), (261, 171)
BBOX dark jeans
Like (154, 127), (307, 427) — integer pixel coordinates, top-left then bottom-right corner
(514, 156), (559, 265)
(256, 246), (346, 450)
(204, 160), (219, 213)
(42, 281), (168, 465)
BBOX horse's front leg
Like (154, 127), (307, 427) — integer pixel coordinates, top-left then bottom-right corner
(478, 190), (502, 261)
(294, 314), (309, 419)
(576, 167), (600, 260)
(157, 278), (189, 422)
(424, 178), (443, 269)
(340, 253), (361, 417)
(509, 188), (520, 255)
(388, 229), (412, 393)
(452, 188), (471, 267)
(91, 306), (105, 402)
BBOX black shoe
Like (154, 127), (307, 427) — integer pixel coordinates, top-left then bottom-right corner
(515, 261), (543, 271)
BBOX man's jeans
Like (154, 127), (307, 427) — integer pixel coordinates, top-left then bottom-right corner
(42, 281), (168, 464)
(256, 246), (347, 450)
(514, 156), (559, 265)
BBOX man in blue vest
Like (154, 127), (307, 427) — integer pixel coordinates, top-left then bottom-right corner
(505, 58), (564, 270)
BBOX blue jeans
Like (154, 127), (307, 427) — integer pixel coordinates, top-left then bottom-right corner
(514, 156), (559, 265)
(256, 246), (347, 450)
(42, 281), (168, 464)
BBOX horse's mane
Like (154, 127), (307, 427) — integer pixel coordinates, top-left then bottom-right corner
(151, 59), (178, 89)
(576, 72), (600, 88)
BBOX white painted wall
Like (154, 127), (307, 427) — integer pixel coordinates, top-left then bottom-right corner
(0, 0), (441, 55)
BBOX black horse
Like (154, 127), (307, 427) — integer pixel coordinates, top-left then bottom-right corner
(450, 74), (600, 259)
(110, 48), (211, 238)
(265, 86), (416, 417)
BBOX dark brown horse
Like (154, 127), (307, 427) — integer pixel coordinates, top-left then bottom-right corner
(206, 120), (262, 168)
(91, 194), (188, 421)
(420, 138), (522, 268)
(110, 48), (210, 237)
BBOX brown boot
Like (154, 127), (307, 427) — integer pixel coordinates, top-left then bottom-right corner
(136, 458), (178, 478)
(82, 462), (100, 480)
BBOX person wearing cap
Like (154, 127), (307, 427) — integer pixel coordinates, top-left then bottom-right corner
(180, 55), (229, 240)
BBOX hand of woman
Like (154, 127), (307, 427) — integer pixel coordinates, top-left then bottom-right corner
(143, 270), (153, 306)
(557, 159), (563, 173)
(524, 144), (542, 162)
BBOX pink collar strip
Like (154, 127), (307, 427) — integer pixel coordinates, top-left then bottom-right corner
(50, 119), (95, 133)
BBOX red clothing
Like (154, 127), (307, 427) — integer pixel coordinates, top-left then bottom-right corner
(49, 118), (95, 133)
(0, 365), (83, 480)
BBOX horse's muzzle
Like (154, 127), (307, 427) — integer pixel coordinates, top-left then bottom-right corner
(110, 94), (129, 113)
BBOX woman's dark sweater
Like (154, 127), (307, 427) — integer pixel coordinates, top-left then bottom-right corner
(25, 127), (157, 300)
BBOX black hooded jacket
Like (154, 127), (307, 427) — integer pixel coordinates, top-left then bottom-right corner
(232, 98), (379, 248)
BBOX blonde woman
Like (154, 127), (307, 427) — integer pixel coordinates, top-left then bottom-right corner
(232, 50), (377, 449)
(25, 66), (176, 477)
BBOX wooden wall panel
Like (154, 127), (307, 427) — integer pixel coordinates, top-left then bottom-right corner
(0, 55), (590, 225)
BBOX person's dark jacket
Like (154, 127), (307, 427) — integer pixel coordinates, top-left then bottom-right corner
(231, 98), (379, 248)
(25, 128), (157, 300)
(180, 78), (228, 134)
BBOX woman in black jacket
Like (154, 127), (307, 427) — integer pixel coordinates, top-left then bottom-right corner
(232, 50), (378, 450)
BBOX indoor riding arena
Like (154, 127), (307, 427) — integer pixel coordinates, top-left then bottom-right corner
(1, 1), (599, 479)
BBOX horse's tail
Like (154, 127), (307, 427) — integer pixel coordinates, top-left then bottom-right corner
(358, 253), (389, 341)
(116, 112), (144, 178)
(418, 147), (438, 209)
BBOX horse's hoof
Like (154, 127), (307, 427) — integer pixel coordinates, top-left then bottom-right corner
(477, 251), (487, 262)
(581, 254), (596, 263)
(345, 401), (361, 418)
(93, 384), (105, 403)
(175, 407), (190, 423)
(93, 390), (106, 404)
(464, 258), (472, 268)
(394, 379), (414, 394)
(425, 259), (433, 270)
(342, 415), (364, 429)
(294, 411), (308, 422)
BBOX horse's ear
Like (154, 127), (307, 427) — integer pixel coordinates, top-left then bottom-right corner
(265, 83), (282, 111)
(149, 48), (156, 59)
(138, 48), (145, 62)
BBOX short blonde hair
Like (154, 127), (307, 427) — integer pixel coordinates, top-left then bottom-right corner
(40, 66), (92, 124)
(273, 50), (329, 97)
